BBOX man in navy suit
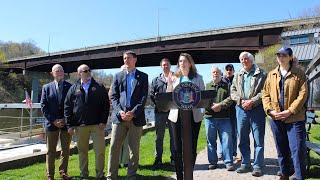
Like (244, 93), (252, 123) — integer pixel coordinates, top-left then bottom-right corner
(107, 51), (148, 180)
(40, 64), (72, 180)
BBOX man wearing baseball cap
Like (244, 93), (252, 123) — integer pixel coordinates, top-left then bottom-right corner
(262, 46), (308, 180)
(222, 64), (240, 163)
(223, 64), (234, 84)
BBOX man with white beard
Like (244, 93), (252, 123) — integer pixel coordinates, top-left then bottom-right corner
(204, 66), (235, 171)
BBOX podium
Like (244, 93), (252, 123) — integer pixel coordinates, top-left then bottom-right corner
(155, 82), (215, 180)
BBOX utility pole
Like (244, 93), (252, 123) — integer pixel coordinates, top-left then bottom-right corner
(157, 8), (160, 37)
(47, 33), (51, 54)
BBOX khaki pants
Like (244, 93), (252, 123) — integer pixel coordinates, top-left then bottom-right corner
(119, 134), (129, 165)
(75, 125), (106, 178)
(107, 121), (143, 179)
(46, 130), (71, 177)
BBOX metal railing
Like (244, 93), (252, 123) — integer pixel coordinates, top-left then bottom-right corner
(0, 103), (45, 140)
(0, 103), (156, 148)
(306, 50), (320, 109)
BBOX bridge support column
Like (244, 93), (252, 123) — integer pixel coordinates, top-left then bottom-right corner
(24, 70), (52, 103)
(31, 78), (39, 103)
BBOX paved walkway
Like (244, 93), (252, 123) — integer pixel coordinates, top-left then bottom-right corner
(169, 124), (279, 180)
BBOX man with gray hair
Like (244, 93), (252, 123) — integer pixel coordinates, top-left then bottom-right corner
(204, 66), (235, 171)
(230, 52), (267, 177)
(65, 64), (110, 180)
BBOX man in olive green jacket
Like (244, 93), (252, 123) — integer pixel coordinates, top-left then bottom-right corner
(204, 66), (235, 171)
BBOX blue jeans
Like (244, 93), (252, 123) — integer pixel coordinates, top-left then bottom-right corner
(230, 110), (238, 156)
(236, 105), (265, 169)
(155, 112), (175, 161)
(205, 117), (233, 165)
(269, 120), (307, 180)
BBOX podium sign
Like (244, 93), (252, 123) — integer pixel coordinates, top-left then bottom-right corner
(156, 82), (215, 180)
(173, 82), (201, 110)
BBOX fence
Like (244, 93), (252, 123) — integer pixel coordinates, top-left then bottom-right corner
(0, 103), (45, 142)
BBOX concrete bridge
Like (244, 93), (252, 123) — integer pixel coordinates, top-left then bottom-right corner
(4, 17), (320, 73)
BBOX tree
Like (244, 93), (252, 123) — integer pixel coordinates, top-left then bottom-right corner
(255, 44), (281, 73)
(0, 50), (7, 72)
(0, 40), (45, 59)
(92, 70), (114, 88)
(299, 4), (320, 18)
(285, 4), (320, 31)
(0, 40), (45, 103)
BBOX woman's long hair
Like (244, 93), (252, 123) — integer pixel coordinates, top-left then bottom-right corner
(174, 53), (198, 79)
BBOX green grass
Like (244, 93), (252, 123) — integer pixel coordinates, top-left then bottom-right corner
(0, 123), (207, 180)
(307, 111), (320, 180)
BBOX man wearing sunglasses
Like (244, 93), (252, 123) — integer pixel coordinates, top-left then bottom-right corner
(64, 64), (110, 180)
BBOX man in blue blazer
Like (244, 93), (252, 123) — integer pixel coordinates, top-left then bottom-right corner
(107, 51), (148, 180)
(40, 64), (72, 180)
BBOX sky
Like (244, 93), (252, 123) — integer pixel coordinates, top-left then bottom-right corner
(1, 0), (320, 83)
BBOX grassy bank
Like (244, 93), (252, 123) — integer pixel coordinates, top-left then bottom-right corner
(0, 123), (207, 180)
(307, 111), (320, 180)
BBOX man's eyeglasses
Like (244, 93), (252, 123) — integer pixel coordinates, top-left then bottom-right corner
(226, 68), (233, 71)
(81, 69), (91, 73)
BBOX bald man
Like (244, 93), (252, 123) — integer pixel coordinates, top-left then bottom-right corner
(40, 64), (72, 180)
(64, 64), (110, 180)
(204, 66), (235, 171)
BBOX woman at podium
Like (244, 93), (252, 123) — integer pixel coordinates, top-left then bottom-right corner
(167, 53), (205, 180)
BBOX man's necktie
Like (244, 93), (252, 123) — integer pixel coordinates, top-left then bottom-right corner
(57, 82), (62, 104)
